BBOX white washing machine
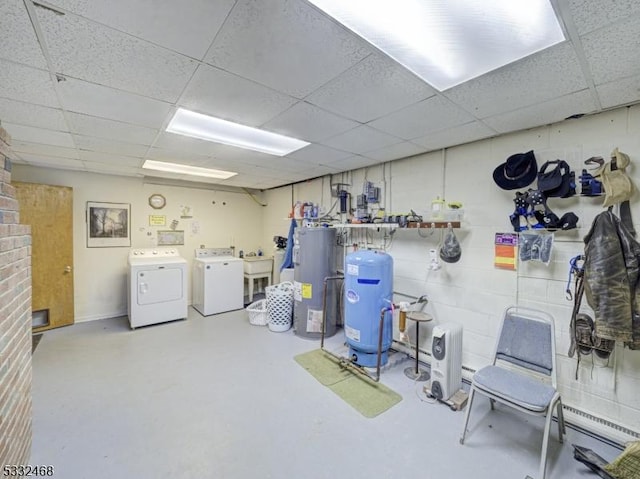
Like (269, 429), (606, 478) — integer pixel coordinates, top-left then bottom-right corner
(192, 248), (244, 316)
(127, 248), (188, 329)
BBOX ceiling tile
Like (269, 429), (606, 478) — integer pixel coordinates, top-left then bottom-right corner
(19, 153), (85, 170)
(178, 64), (297, 127)
(411, 121), (496, 150)
(148, 140), (273, 171)
(66, 112), (158, 145)
(368, 95), (476, 140)
(306, 53), (435, 122)
(4, 122), (74, 148)
(567, 0), (640, 35)
(261, 102), (359, 142)
(0, 98), (67, 131)
(11, 141), (80, 160)
(220, 174), (270, 188)
(304, 164), (343, 176)
(146, 147), (210, 166)
(57, 78), (172, 129)
(140, 168), (215, 183)
(445, 42), (587, 119)
(250, 156), (320, 173)
(596, 75), (640, 109)
(83, 161), (142, 177)
(0, 60), (58, 108)
(287, 143), (352, 163)
(153, 132), (219, 156)
(193, 156), (256, 172)
(322, 155), (380, 172)
(44, 0), (235, 59)
(320, 125), (401, 155)
(204, 0), (371, 98)
(243, 164), (296, 179)
(0, 0), (47, 69)
(365, 142), (425, 162)
(582, 16), (640, 85)
(73, 135), (150, 158)
(483, 90), (598, 134)
(77, 150), (144, 167)
(36, 8), (198, 102)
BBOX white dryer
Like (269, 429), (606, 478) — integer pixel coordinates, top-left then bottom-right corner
(128, 248), (188, 329)
(192, 248), (244, 316)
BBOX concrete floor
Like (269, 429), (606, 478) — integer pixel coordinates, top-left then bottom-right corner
(30, 308), (622, 479)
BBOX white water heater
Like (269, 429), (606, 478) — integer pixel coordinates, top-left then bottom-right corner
(430, 322), (463, 401)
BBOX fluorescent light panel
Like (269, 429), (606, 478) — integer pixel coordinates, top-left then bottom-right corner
(166, 108), (310, 156)
(142, 160), (237, 180)
(308, 0), (565, 91)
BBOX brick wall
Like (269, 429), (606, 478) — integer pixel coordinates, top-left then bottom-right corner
(0, 125), (32, 465)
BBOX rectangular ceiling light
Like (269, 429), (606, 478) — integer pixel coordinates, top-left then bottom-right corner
(307, 0), (565, 91)
(142, 160), (237, 180)
(166, 108), (310, 156)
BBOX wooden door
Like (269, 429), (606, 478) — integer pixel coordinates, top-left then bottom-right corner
(13, 182), (74, 331)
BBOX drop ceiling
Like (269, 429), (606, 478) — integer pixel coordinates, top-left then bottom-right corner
(1, 0), (639, 190)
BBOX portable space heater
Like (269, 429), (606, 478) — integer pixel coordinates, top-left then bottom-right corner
(430, 322), (463, 401)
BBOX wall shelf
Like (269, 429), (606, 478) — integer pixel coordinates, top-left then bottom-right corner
(293, 221), (462, 230)
(334, 223), (397, 229)
(406, 221), (460, 229)
(327, 221), (461, 229)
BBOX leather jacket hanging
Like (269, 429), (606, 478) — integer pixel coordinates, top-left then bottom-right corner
(583, 209), (640, 349)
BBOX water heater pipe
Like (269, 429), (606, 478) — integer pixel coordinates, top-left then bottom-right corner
(320, 276), (394, 383)
(374, 305), (394, 380)
(320, 275), (345, 350)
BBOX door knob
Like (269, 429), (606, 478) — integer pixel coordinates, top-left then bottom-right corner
(64, 266), (72, 273)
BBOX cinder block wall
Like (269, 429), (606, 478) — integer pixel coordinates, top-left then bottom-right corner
(0, 125), (32, 464)
(264, 104), (640, 443)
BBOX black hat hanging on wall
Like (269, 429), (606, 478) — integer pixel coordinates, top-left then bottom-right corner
(493, 150), (538, 190)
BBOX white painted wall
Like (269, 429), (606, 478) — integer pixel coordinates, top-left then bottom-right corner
(262, 105), (640, 442)
(11, 166), (265, 322)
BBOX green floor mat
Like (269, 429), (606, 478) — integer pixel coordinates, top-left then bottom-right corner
(294, 349), (402, 418)
(294, 349), (352, 386)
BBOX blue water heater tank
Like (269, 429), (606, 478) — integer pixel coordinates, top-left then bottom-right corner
(344, 250), (393, 368)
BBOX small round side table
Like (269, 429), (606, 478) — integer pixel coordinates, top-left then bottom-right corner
(404, 311), (433, 381)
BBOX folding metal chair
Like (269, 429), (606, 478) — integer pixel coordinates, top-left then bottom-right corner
(460, 306), (566, 479)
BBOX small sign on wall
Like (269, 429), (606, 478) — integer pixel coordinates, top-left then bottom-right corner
(495, 233), (518, 270)
(158, 230), (184, 246)
(149, 215), (166, 226)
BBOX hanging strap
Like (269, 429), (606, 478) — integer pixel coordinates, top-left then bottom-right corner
(620, 201), (636, 237)
(584, 156), (604, 169)
(567, 255), (585, 379)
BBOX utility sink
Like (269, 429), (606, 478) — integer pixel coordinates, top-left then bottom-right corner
(244, 257), (273, 274)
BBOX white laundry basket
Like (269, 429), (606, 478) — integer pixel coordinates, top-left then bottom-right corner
(246, 299), (268, 326)
(265, 281), (294, 332)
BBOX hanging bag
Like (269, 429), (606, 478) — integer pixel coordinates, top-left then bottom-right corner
(537, 159), (576, 198)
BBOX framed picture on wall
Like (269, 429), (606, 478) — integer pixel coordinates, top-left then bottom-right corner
(86, 201), (131, 248)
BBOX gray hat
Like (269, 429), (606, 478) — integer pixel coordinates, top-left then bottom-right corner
(439, 227), (461, 263)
